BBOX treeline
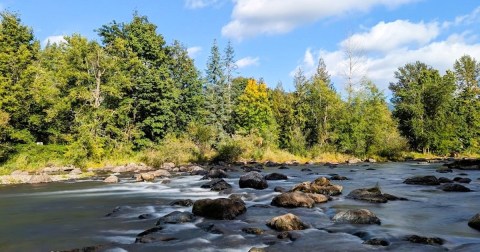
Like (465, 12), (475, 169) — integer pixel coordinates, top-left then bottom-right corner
(0, 12), (479, 170)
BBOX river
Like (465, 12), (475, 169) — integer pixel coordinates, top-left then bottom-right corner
(0, 162), (479, 251)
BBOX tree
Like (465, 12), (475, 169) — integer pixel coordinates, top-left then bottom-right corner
(204, 39), (226, 134)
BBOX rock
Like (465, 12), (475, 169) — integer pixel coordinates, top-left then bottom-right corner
(271, 192), (315, 208)
(347, 158), (362, 164)
(266, 213), (308, 231)
(278, 165), (289, 169)
(438, 177), (453, 183)
(366, 158), (377, 163)
(291, 177), (343, 196)
(69, 168), (82, 175)
(161, 162), (176, 170)
(405, 235), (444, 245)
(363, 238), (389, 246)
(201, 179), (232, 191)
(248, 248), (265, 252)
(366, 168), (376, 170)
(105, 206), (133, 217)
(453, 177), (472, 183)
(264, 173), (288, 180)
(242, 227), (265, 235)
(28, 174), (52, 184)
(436, 167), (453, 173)
(138, 213), (155, 220)
(332, 209), (381, 225)
(447, 159), (480, 170)
(10, 170), (28, 176)
(152, 169), (170, 177)
(265, 161), (280, 167)
(135, 236), (177, 243)
(197, 223), (226, 234)
(439, 183), (471, 192)
(330, 174), (349, 180)
(202, 169), (228, 179)
(274, 186), (287, 193)
(347, 187), (405, 203)
(301, 168), (312, 172)
(155, 211), (196, 225)
(468, 213), (480, 231)
(403, 175), (440, 185)
(277, 231), (301, 241)
(192, 198), (246, 220)
(239, 171), (268, 189)
(306, 193), (329, 203)
(136, 173), (155, 182)
(169, 199), (194, 207)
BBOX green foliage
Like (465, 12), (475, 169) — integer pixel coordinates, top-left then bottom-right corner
(141, 134), (198, 168)
(0, 144), (67, 174)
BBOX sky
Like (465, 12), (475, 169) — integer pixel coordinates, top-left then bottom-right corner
(2, 0), (480, 95)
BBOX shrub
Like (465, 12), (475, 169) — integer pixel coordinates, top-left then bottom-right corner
(141, 134), (198, 168)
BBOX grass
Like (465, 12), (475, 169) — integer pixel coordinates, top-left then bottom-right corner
(0, 144), (68, 175)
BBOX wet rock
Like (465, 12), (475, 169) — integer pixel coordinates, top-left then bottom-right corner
(366, 168), (376, 171)
(267, 213), (308, 231)
(135, 236), (177, 243)
(458, 173), (468, 176)
(330, 175), (349, 180)
(136, 173), (155, 182)
(28, 174), (52, 184)
(438, 177), (453, 183)
(277, 231), (301, 241)
(105, 206), (133, 217)
(468, 213), (480, 231)
(278, 165), (289, 169)
(152, 169), (170, 177)
(306, 193), (329, 203)
(156, 211), (196, 225)
(447, 159), (480, 170)
(332, 209), (381, 225)
(291, 177), (343, 196)
(169, 199), (194, 207)
(192, 198), (246, 220)
(301, 168), (312, 172)
(453, 177), (472, 184)
(103, 175), (119, 183)
(191, 169), (208, 176)
(242, 166), (262, 173)
(403, 175), (440, 185)
(265, 161), (280, 167)
(264, 173), (288, 180)
(242, 227), (265, 235)
(60, 244), (113, 252)
(138, 213), (155, 220)
(363, 238), (389, 246)
(436, 167), (453, 173)
(201, 178), (232, 191)
(274, 186), (287, 193)
(439, 183), (471, 192)
(271, 192), (315, 208)
(239, 171), (268, 189)
(249, 247), (266, 252)
(136, 226), (163, 238)
(405, 235), (444, 245)
(202, 169), (228, 179)
(197, 223), (226, 234)
(347, 187), (405, 203)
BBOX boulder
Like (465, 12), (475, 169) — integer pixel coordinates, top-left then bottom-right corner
(239, 171), (268, 189)
(453, 177), (472, 184)
(301, 168), (312, 172)
(104, 175), (119, 183)
(161, 162), (176, 170)
(266, 213), (308, 231)
(28, 174), (52, 184)
(271, 192), (315, 208)
(291, 177), (343, 196)
(438, 177), (453, 183)
(405, 235), (444, 245)
(202, 169), (228, 179)
(366, 158), (377, 163)
(169, 199), (194, 207)
(439, 183), (471, 192)
(138, 213), (155, 219)
(201, 179), (232, 191)
(347, 158), (362, 164)
(274, 186), (287, 193)
(136, 173), (155, 182)
(468, 213), (480, 231)
(152, 169), (170, 177)
(264, 173), (288, 180)
(277, 231), (301, 241)
(363, 238), (389, 246)
(155, 211), (196, 225)
(192, 198), (246, 220)
(347, 187), (405, 203)
(305, 193), (329, 203)
(332, 209), (381, 225)
(278, 165), (289, 169)
(69, 168), (82, 175)
(242, 227), (265, 235)
(330, 174), (349, 180)
(447, 159), (480, 170)
(403, 176), (440, 185)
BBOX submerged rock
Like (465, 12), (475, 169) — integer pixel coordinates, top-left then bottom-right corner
(138, 213), (155, 220)
(332, 209), (381, 225)
(264, 173), (288, 180)
(274, 186), (287, 193)
(291, 177), (343, 196)
(242, 227), (265, 235)
(438, 177), (453, 183)
(169, 199), (194, 207)
(192, 198), (246, 220)
(436, 167), (453, 173)
(468, 213), (480, 231)
(453, 177), (472, 184)
(439, 183), (471, 192)
(347, 187), (406, 203)
(155, 211), (196, 225)
(103, 175), (119, 183)
(239, 171), (268, 189)
(330, 174), (349, 180)
(363, 238), (389, 246)
(405, 235), (444, 245)
(403, 176), (440, 185)
(267, 213), (308, 231)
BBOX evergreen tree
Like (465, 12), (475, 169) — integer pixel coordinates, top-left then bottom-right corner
(204, 39), (226, 134)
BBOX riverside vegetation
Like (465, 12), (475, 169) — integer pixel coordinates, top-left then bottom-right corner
(1, 11), (480, 177)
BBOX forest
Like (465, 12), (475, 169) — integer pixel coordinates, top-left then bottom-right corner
(0, 11), (479, 173)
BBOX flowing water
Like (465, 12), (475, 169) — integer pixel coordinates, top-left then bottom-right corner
(1, 162), (480, 251)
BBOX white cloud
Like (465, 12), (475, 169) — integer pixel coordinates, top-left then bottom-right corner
(236, 56), (260, 68)
(42, 35), (67, 47)
(187, 46), (202, 58)
(454, 6), (480, 26)
(185, 0), (223, 9)
(222, 0), (417, 40)
(341, 20), (440, 53)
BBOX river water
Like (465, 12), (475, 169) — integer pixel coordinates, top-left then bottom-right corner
(1, 162), (479, 251)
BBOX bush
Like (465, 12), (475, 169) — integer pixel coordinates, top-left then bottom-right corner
(214, 141), (243, 163)
(141, 134), (198, 168)
(0, 144), (67, 174)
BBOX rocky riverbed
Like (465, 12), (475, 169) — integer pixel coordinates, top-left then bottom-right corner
(1, 161), (480, 251)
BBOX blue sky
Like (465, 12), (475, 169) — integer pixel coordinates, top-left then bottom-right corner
(2, 0), (480, 95)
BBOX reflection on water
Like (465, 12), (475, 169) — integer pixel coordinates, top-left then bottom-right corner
(0, 162), (479, 251)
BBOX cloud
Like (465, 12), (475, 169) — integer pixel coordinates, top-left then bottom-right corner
(292, 18), (480, 94)
(222, 0), (417, 40)
(341, 20), (440, 53)
(454, 6), (480, 26)
(42, 35), (67, 47)
(236, 56), (260, 68)
(187, 46), (202, 58)
(185, 0), (224, 9)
